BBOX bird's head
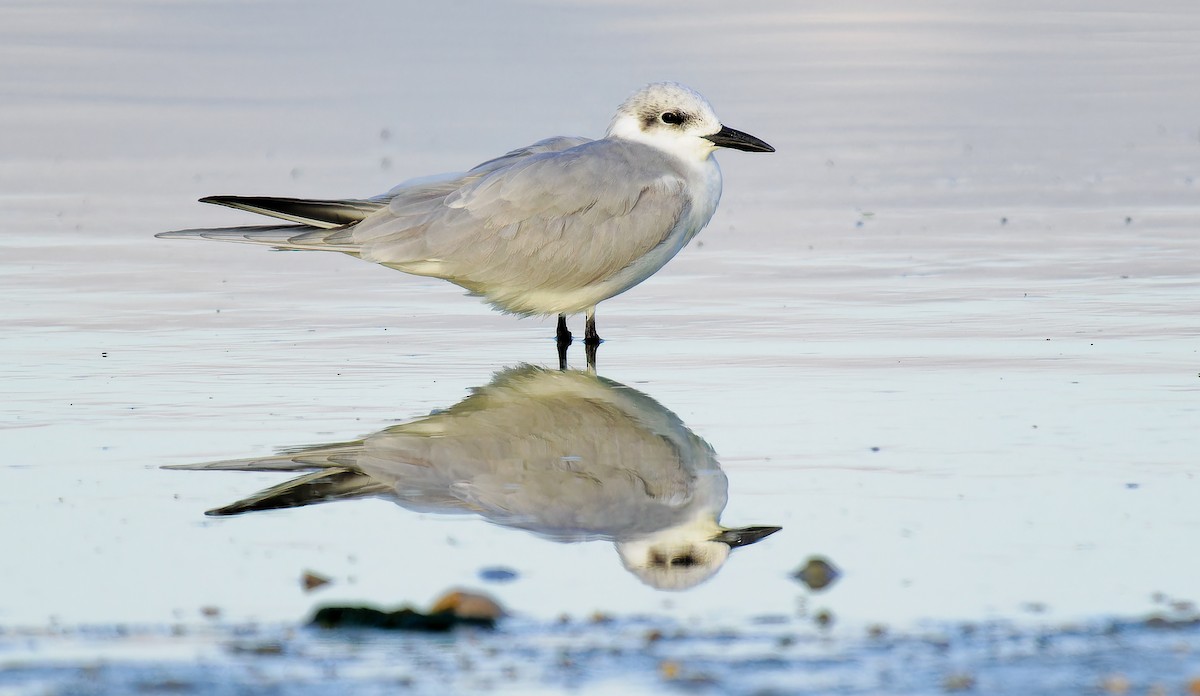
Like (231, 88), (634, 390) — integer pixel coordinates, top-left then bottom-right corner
(607, 82), (774, 162)
(616, 519), (781, 590)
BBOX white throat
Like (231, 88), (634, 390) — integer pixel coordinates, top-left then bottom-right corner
(606, 116), (719, 165)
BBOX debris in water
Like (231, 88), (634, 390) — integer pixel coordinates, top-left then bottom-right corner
(1099, 673), (1131, 695)
(311, 589), (504, 631)
(943, 672), (976, 691)
(478, 566), (519, 583)
(301, 570), (331, 593)
(792, 556), (841, 591)
(311, 605), (494, 632)
(429, 589), (506, 621)
(659, 660), (681, 680)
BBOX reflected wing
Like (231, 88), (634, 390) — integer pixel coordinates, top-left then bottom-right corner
(164, 440), (393, 516)
(163, 439), (366, 472)
(203, 468), (391, 516)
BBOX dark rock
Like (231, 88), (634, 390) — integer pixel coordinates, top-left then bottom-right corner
(310, 605), (495, 632)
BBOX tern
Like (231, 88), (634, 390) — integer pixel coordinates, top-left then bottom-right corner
(158, 82), (773, 352)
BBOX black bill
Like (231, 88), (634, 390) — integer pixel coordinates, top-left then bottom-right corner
(713, 525), (783, 548)
(703, 125), (775, 153)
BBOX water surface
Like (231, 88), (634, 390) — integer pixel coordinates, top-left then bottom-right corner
(2, 1), (1199, 692)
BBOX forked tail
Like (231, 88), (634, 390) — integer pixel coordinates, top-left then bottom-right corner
(156, 195), (385, 251)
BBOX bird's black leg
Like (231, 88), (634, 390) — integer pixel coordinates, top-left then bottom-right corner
(584, 309), (601, 346)
(556, 314), (572, 371)
(556, 314), (573, 344)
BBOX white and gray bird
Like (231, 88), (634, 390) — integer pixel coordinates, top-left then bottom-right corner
(157, 82), (773, 344)
(167, 365), (780, 590)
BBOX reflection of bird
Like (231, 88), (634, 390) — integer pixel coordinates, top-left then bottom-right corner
(157, 82), (773, 346)
(168, 365), (780, 590)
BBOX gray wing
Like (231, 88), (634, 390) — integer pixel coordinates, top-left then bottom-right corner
(363, 136), (596, 213)
(349, 139), (689, 297)
(156, 136), (591, 249)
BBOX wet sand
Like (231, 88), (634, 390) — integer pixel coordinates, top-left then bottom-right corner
(3, 1), (1199, 692)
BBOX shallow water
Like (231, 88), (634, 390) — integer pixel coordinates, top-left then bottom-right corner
(3, 0), (1200, 692)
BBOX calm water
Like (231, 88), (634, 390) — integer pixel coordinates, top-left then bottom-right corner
(3, 0), (1199, 692)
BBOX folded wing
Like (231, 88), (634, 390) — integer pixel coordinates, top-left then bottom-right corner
(355, 139), (690, 302)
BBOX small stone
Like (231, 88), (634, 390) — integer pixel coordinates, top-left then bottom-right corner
(478, 567), (519, 583)
(200, 606), (220, 619)
(311, 602), (499, 632)
(1099, 674), (1131, 695)
(230, 642), (284, 656)
(659, 660), (681, 680)
(302, 571), (332, 592)
(792, 556), (841, 591)
(429, 590), (506, 620)
(943, 673), (976, 691)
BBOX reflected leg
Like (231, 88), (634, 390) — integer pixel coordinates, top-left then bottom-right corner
(558, 338), (570, 371)
(585, 340), (598, 373)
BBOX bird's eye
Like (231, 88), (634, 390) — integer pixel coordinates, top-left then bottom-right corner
(660, 112), (684, 125)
